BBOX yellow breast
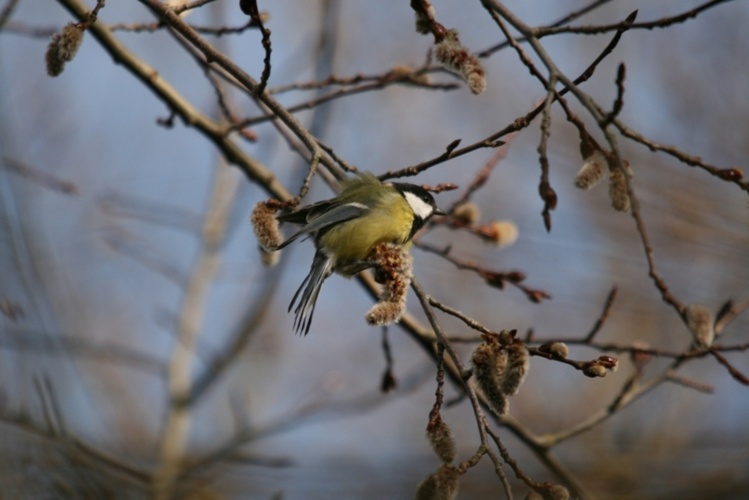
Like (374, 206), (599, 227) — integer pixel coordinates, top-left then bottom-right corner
(319, 191), (414, 275)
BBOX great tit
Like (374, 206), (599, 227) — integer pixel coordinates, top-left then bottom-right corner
(277, 172), (444, 334)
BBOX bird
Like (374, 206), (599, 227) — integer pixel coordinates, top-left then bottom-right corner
(276, 172), (444, 334)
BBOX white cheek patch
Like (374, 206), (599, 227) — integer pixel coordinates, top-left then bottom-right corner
(403, 191), (434, 220)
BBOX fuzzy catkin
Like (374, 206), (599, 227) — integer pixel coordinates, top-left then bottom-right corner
(434, 465), (460, 500)
(608, 166), (630, 212)
(686, 304), (715, 347)
(415, 473), (438, 500)
(365, 300), (405, 327)
(434, 30), (486, 95)
(365, 243), (413, 327)
(260, 248), (279, 268)
(471, 340), (509, 416)
(546, 484), (570, 500)
(427, 417), (457, 463)
(484, 220), (518, 247)
(500, 342), (529, 396)
(574, 150), (607, 189)
(46, 23), (84, 77)
(452, 202), (481, 225)
(250, 201), (282, 252)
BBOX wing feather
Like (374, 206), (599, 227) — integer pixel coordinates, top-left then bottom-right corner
(277, 202), (367, 249)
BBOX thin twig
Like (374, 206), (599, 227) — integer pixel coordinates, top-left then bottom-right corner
(534, 0), (732, 37)
(615, 122), (748, 193)
(536, 363), (674, 447)
(239, 0), (272, 94)
(584, 287), (618, 342)
(429, 297), (494, 335)
(0, 406), (151, 484)
(1, 157), (79, 195)
(56, 0), (291, 201)
(380, 9), (637, 181)
(537, 77), (558, 232)
(709, 349), (749, 385)
(230, 76), (457, 130)
(0, 0), (20, 29)
(417, 241), (551, 303)
(447, 134), (516, 212)
(411, 279), (513, 497)
(138, 0), (336, 184)
(477, 0), (614, 57)
(601, 62), (626, 127)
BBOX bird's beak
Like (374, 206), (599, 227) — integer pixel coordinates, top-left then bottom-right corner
(434, 207), (447, 217)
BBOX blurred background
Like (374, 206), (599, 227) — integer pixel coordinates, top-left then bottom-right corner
(1, 0), (748, 498)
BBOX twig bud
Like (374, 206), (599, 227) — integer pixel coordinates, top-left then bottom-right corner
(630, 340), (652, 370)
(506, 271), (526, 283)
(538, 181), (558, 210)
(45, 23), (84, 77)
(597, 355), (619, 372)
(716, 167), (743, 181)
(582, 363), (607, 378)
(498, 329), (516, 344)
(582, 356), (618, 378)
(414, 0), (437, 35)
(381, 368), (397, 393)
(481, 271), (506, 289)
(390, 64), (432, 86)
(539, 342), (569, 359)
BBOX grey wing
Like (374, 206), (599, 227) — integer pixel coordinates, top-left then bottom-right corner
(277, 202), (367, 249)
(276, 198), (336, 225)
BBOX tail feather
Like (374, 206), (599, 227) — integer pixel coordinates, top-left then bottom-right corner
(289, 251), (334, 335)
